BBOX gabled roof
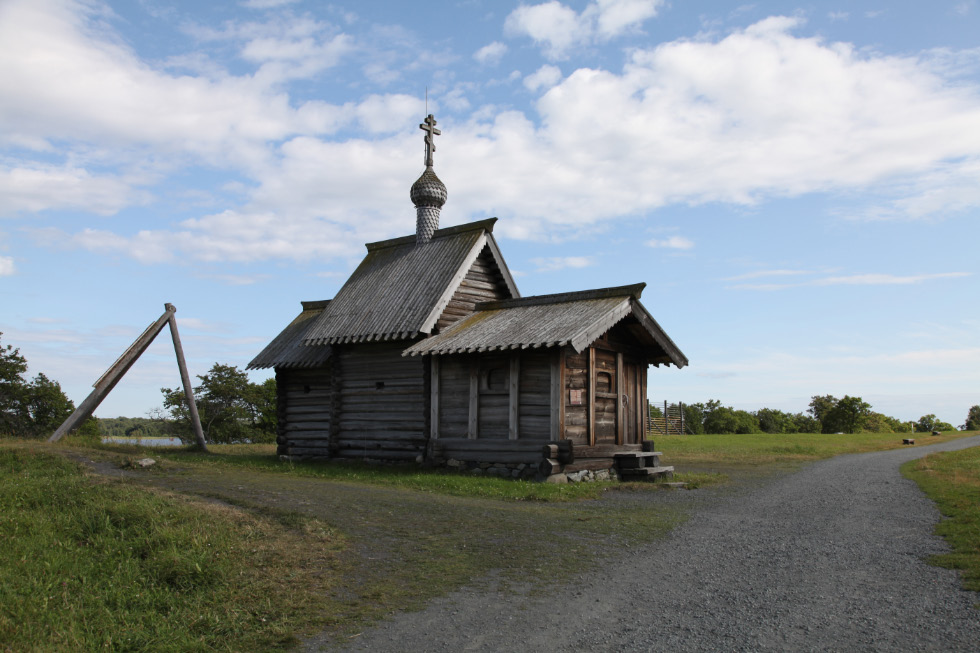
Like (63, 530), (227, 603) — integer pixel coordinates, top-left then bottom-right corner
(303, 218), (518, 345)
(402, 283), (688, 368)
(247, 301), (333, 370)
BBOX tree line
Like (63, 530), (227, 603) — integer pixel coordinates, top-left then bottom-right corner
(4, 332), (979, 441)
(657, 395), (978, 435)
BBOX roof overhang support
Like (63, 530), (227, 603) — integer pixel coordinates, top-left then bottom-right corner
(48, 303), (208, 450)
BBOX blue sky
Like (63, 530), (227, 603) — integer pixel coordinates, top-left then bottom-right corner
(1, 0), (978, 426)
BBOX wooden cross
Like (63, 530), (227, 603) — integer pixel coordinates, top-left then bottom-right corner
(420, 114), (440, 167)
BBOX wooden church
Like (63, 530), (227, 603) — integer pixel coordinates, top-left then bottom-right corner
(249, 115), (688, 481)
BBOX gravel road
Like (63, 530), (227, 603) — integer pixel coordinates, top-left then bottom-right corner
(326, 435), (980, 652)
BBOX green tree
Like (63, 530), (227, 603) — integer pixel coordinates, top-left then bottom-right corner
(916, 414), (955, 432)
(966, 405), (980, 431)
(808, 394), (838, 425)
(704, 406), (760, 434)
(162, 363), (276, 444)
(682, 403), (706, 434)
(0, 333), (29, 435)
(789, 412), (821, 433)
(24, 373), (75, 436)
(756, 408), (795, 434)
(859, 412), (894, 433)
(822, 395), (871, 434)
(0, 333), (78, 438)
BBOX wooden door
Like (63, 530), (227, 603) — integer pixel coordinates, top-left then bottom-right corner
(623, 359), (638, 444)
(593, 349), (617, 445)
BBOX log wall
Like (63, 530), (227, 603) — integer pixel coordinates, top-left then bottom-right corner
(563, 348), (590, 446)
(335, 341), (427, 460)
(276, 365), (334, 456)
(431, 349), (557, 462)
(518, 349), (552, 440)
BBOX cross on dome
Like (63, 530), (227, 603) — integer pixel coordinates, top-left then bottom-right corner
(420, 114), (441, 168)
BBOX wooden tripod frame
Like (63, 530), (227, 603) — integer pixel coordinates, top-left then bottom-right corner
(48, 303), (208, 451)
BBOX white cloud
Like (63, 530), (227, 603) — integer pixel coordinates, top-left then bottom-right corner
(523, 64), (563, 91)
(813, 272), (971, 286)
(0, 256), (14, 276)
(242, 0), (300, 8)
(828, 11), (849, 21)
(8, 7), (980, 266)
(474, 41), (508, 65)
(505, 0), (664, 60)
(593, 0), (664, 39)
(729, 271), (971, 290)
(647, 235), (693, 249)
(531, 256), (593, 271)
(0, 0), (353, 169)
(724, 269), (810, 281)
(0, 165), (139, 217)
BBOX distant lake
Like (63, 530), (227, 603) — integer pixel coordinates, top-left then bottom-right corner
(101, 436), (183, 448)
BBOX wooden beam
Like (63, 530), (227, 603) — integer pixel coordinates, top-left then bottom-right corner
(509, 354), (519, 440)
(559, 347), (566, 440)
(49, 305), (178, 444)
(168, 312), (208, 451)
(616, 352), (624, 446)
(430, 356), (440, 440)
(588, 347), (595, 447)
(550, 351), (560, 441)
(468, 359), (478, 440)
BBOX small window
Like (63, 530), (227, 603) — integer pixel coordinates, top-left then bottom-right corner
(303, 385), (312, 394)
(375, 381), (385, 390)
(480, 366), (508, 394)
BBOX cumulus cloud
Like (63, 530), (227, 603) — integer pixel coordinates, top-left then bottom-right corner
(0, 0), (365, 174)
(474, 41), (508, 65)
(729, 270), (971, 290)
(242, 0), (300, 8)
(0, 165), (140, 217)
(0, 256), (14, 276)
(523, 64), (563, 91)
(505, 0), (664, 59)
(647, 235), (693, 249)
(531, 256), (593, 271)
(7, 4), (980, 267)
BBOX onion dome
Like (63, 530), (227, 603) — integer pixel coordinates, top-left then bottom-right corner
(410, 168), (448, 208)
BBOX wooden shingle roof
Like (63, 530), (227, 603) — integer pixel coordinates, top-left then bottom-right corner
(402, 283), (688, 368)
(303, 218), (518, 345)
(247, 301), (332, 370)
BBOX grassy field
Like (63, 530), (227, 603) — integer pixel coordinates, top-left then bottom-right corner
(0, 444), (345, 651)
(3, 429), (977, 650)
(654, 429), (977, 467)
(1, 440), (684, 651)
(903, 446), (980, 594)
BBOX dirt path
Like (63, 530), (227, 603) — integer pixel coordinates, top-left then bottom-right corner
(318, 435), (980, 652)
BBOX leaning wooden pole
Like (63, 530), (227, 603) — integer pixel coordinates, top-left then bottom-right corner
(167, 307), (208, 451)
(49, 306), (176, 442)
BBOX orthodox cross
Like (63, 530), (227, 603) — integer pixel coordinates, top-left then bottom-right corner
(420, 114), (440, 168)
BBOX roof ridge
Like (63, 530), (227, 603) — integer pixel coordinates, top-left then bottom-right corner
(366, 217), (498, 251)
(476, 283), (645, 310)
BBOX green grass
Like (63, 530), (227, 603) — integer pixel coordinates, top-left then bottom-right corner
(0, 444), (347, 651)
(7, 439), (687, 649)
(654, 430), (979, 467)
(83, 441), (625, 502)
(903, 447), (980, 594)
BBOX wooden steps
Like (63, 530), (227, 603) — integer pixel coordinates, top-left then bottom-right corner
(614, 451), (674, 481)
